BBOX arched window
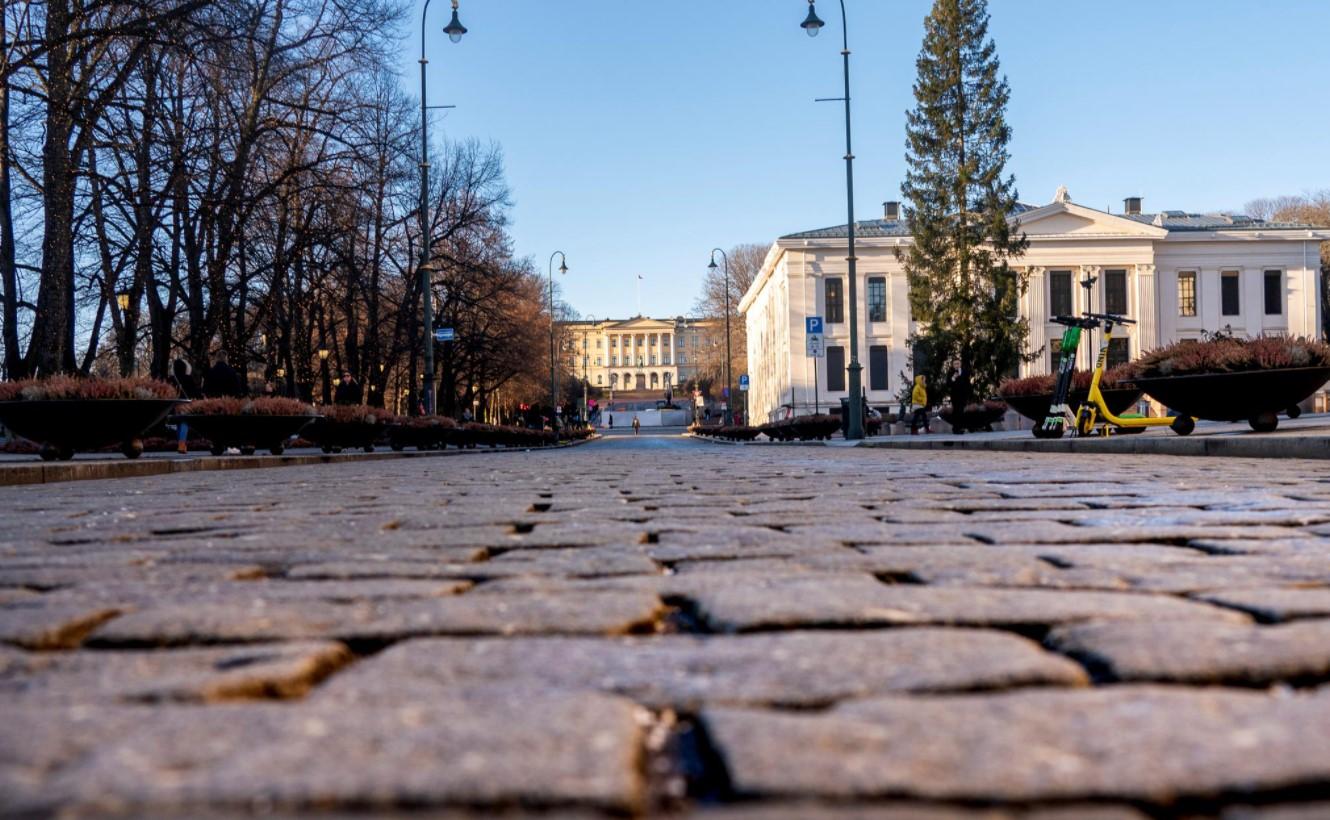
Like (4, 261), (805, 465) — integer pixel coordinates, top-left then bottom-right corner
(609, 373), (618, 388)
(650, 372), (659, 388)
(596, 374), (603, 385)
(663, 372), (672, 386)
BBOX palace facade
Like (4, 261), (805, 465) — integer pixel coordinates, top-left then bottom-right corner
(559, 316), (726, 395)
(740, 189), (1330, 424)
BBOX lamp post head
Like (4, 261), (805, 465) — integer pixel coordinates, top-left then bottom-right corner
(801, 1), (825, 36)
(559, 260), (568, 275)
(443, 2), (467, 43)
(116, 291), (131, 311)
(318, 348), (330, 361)
(707, 257), (718, 272)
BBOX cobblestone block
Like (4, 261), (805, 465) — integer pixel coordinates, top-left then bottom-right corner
(1047, 619), (1330, 684)
(313, 629), (1086, 708)
(703, 686), (1330, 803)
(1196, 588), (1330, 622)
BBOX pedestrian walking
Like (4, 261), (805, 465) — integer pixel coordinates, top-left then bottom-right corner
(171, 358), (201, 454)
(607, 413), (613, 429)
(632, 415), (640, 436)
(910, 375), (931, 435)
(334, 371), (363, 405)
(202, 351), (244, 398)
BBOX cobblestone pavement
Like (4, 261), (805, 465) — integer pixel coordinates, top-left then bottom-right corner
(5, 429), (1330, 818)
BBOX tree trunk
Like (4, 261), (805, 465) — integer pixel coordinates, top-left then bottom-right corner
(0, 5), (23, 378)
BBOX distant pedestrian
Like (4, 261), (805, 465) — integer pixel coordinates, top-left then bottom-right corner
(334, 371), (362, 405)
(171, 358), (201, 455)
(632, 415), (640, 436)
(910, 375), (931, 435)
(607, 413), (613, 429)
(202, 351), (243, 398)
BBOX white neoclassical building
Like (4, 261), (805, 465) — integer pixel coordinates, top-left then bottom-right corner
(740, 190), (1330, 423)
(559, 316), (725, 395)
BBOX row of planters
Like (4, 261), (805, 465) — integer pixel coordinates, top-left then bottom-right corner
(689, 414), (846, 442)
(997, 335), (1330, 434)
(0, 376), (591, 460)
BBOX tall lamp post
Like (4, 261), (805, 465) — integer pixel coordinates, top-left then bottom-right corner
(801, 0), (863, 439)
(418, 0), (467, 416)
(318, 348), (331, 405)
(581, 316), (596, 425)
(707, 249), (733, 425)
(548, 251), (568, 422)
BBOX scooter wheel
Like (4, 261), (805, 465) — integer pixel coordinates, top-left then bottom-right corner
(1249, 412), (1278, 433)
(1032, 425), (1062, 439)
(1170, 416), (1195, 436)
(1287, 405), (1303, 420)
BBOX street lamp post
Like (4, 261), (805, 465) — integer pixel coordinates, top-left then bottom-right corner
(800, 0), (864, 439)
(548, 251), (568, 424)
(707, 249), (733, 425)
(418, 0), (467, 417)
(318, 348), (331, 405)
(581, 316), (596, 425)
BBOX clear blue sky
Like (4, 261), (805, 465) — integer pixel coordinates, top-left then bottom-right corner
(402, 0), (1329, 319)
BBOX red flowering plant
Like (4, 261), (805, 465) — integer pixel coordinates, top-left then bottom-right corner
(997, 364), (1138, 399)
(0, 376), (176, 402)
(179, 397), (315, 416)
(1134, 334), (1330, 378)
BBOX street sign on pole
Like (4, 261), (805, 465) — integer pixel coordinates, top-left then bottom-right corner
(806, 316), (824, 334)
(806, 333), (825, 358)
(433, 327), (455, 343)
(738, 374), (749, 392)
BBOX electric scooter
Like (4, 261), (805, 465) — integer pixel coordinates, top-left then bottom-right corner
(1074, 312), (1194, 437)
(1034, 315), (1099, 439)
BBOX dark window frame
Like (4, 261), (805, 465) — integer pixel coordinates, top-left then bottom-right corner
(827, 346), (846, 392)
(825, 278), (845, 324)
(1050, 270), (1073, 316)
(1178, 271), (1197, 317)
(869, 345), (889, 391)
(1221, 271), (1241, 316)
(1104, 269), (1128, 315)
(867, 277), (887, 323)
(1264, 269), (1283, 316)
(1107, 337), (1130, 369)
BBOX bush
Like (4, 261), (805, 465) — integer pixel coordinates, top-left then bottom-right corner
(0, 376), (176, 402)
(319, 405), (394, 425)
(759, 414), (840, 442)
(180, 397), (315, 416)
(1134, 335), (1330, 379)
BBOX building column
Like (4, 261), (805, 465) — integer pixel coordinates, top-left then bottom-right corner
(1135, 264), (1158, 354)
(1025, 267), (1046, 375)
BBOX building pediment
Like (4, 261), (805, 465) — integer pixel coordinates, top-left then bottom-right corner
(606, 317), (677, 331)
(1014, 202), (1167, 238)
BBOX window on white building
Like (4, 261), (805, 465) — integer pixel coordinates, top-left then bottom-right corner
(867, 277), (886, 322)
(827, 346), (846, 391)
(1178, 272), (1197, 317)
(1104, 269), (1128, 315)
(1107, 337), (1130, 368)
(825, 279), (845, 324)
(869, 345), (888, 390)
(1050, 271), (1073, 316)
(1049, 338), (1063, 373)
(1264, 270), (1283, 315)
(1221, 271), (1241, 316)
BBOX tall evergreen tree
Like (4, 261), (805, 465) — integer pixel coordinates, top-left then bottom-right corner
(899, 0), (1029, 423)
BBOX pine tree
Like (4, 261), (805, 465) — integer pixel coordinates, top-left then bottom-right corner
(899, 0), (1030, 426)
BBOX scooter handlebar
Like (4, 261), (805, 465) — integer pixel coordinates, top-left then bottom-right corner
(1083, 312), (1136, 325)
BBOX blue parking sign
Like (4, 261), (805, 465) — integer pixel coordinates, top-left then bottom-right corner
(806, 316), (824, 335)
(739, 374), (750, 391)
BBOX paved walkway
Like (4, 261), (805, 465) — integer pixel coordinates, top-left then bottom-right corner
(4, 430), (1330, 817)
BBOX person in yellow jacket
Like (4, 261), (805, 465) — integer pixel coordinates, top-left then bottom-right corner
(910, 375), (931, 435)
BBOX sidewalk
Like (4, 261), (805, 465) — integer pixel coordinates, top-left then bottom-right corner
(862, 413), (1330, 460)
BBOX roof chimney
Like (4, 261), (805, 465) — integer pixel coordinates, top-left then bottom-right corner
(1123, 196), (1143, 215)
(883, 201), (900, 221)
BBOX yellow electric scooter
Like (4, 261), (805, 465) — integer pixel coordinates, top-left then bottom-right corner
(1074, 313), (1195, 437)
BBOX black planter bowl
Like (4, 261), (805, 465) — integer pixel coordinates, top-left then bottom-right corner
(939, 403), (1009, 433)
(172, 414), (318, 456)
(1004, 388), (1145, 425)
(387, 423), (446, 451)
(305, 418), (387, 454)
(0, 399), (181, 460)
(1133, 366), (1330, 433)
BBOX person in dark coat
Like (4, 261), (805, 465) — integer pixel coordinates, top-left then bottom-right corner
(334, 371), (363, 406)
(171, 358), (202, 455)
(202, 352), (244, 398)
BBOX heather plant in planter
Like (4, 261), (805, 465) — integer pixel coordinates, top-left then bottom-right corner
(0, 376), (180, 460)
(760, 414), (840, 442)
(998, 365), (1143, 425)
(1132, 335), (1330, 432)
(306, 405), (393, 453)
(174, 397), (318, 456)
(388, 415), (456, 451)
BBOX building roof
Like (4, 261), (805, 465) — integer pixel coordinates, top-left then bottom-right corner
(781, 203), (1320, 239)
